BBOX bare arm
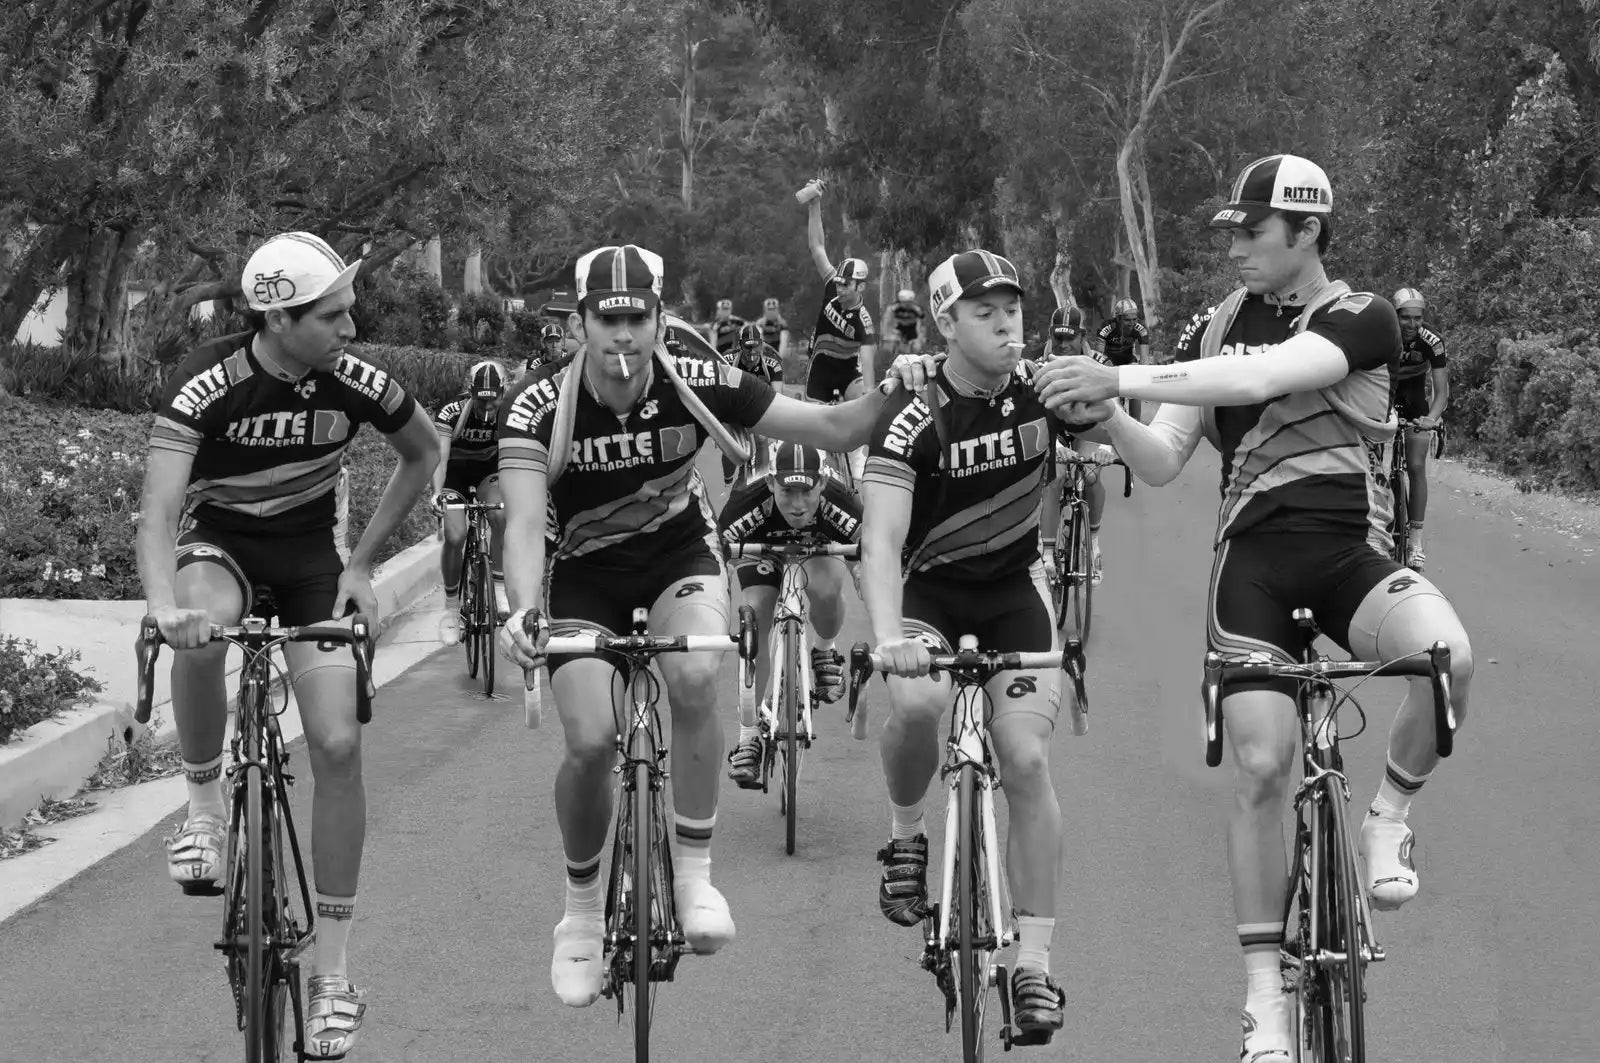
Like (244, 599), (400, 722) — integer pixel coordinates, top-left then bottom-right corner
(1427, 365), (1450, 419)
(858, 342), (877, 390)
(135, 447), (197, 614)
(753, 387), (890, 452)
(432, 431), (453, 496)
(860, 480), (913, 645)
(807, 198), (834, 280)
(347, 404), (440, 574)
(497, 465), (547, 615)
(1101, 402), (1205, 486)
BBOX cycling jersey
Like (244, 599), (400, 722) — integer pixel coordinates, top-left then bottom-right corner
(731, 344), (782, 385)
(707, 315), (747, 357)
(864, 363), (1070, 581)
(1173, 286), (1400, 545)
(665, 313), (728, 364)
(718, 477), (862, 546)
(1392, 325), (1446, 382)
(887, 301), (926, 342)
(433, 393), (499, 466)
(1096, 319), (1151, 365)
(811, 277), (876, 360)
(758, 314), (787, 350)
(151, 332), (417, 535)
(497, 349), (777, 569)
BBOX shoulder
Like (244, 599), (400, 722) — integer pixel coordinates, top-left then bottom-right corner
(1173, 304), (1220, 361)
(435, 394), (468, 420)
(870, 387), (934, 459)
(1312, 289), (1400, 337)
(501, 364), (562, 435)
(1418, 325), (1445, 350)
(160, 332), (256, 419)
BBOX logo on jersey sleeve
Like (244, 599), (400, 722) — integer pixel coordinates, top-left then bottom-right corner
(1329, 293), (1374, 316)
(171, 349), (254, 418)
(503, 377), (559, 435)
(335, 355), (405, 414)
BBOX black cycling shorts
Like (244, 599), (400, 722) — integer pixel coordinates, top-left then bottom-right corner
(1394, 377), (1429, 420)
(1207, 531), (1404, 688)
(545, 547), (725, 673)
(443, 459), (499, 498)
(901, 567), (1054, 654)
(176, 521), (345, 625)
(806, 353), (861, 402)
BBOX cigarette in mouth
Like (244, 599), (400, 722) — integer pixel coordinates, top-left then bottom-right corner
(1005, 341), (1025, 349)
(618, 351), (630, 379)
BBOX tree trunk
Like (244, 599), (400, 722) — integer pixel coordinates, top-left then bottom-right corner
(1047, 198), (1074, 311)
(464, 245), (483, 295)
(65, 227), (142, 364)
(0, 224), (85, 349)
(821, 97), (861, 257)
(679, 20), (698, 211)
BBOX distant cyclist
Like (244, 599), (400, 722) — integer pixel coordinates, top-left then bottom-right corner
(704, 298), (747, 360)
(720, 324), (785, 485)
(757, 296), (791, 361)
(1390, 287), (1449, 569)
(433, 360), (511, 640)
(1096, 298), (1153, 421)
(884, 288), (927, 362)
(525, 322), (571, 374)
(1040, 305), (1116, 584)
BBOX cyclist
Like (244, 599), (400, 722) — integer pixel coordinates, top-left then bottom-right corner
(1034, 155), (1475, 1063)
(136, 231), (440, 1060)
(432, 360), (511, 642)
(1390, 287), (1448, 569)
(864, 249), (1097, 1041)
(1096, 297), (1153, 421)
(716, 324), (785, 486)
(496, 243), (902, 1009)
(757, 296), (790, 362)
(525, 322), (572, 373)
(719, 442), (861, 786)
(1038, 305), (1117, 584)
(884, 287), (928, 361)
(704, 297), (747, 360)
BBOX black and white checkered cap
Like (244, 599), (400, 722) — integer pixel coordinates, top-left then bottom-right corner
(927, 250), (1024, 317)
(576, 244), (664, 316)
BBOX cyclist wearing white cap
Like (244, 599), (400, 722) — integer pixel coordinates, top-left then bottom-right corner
(1034, 154), (1475, 1063)
(757, 296), (790, 358)
(496, 243), (904, 1010)
(136, 231), (440, 1059)
(432, 360), (512, 641)
(1390, 287), (1448, 569)
(885, 287), (928, 360)
(704, 297), (747, 359)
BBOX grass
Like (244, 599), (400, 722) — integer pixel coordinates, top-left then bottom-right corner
(0, 794), (99, 860)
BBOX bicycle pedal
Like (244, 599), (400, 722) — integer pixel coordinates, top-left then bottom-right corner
(180, 880), (224, 897)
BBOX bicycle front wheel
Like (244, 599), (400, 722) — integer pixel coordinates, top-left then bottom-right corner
(241, 727), (270, 1062)
(1058, 503), (1093, 649)
(1317, 795), (1366, 1062)
(631, 760), (654, 1062)
(956, 766), (991, 1062)
(1390, 470), (1410, 566)
(782, 624), (803, 855)
(474, 547), (496, 695)
(462, 544), (482, 679)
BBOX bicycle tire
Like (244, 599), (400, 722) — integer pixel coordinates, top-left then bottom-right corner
(242, 694), (270, 1063)
(1390, 461), (1410, 566)
(1060, 500), (1093, 650)
(462, 541), (482, 679)
(631, 759), (654, 1063)
(956, 766), (989, 1062)
(783, 623), (801, 856)
(1319, 794), (1366, 1062)
(475, 547), (496, 695)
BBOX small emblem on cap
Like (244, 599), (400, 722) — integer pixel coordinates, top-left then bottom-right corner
(597, 295), (646, 312)
(1281, 186), (1328, 205)
(253, 271), (296, 305)
(1215, 209), (1247, 224)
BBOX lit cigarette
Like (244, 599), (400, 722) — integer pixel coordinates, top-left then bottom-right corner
(618, 351), (630, 379)
(1005, 341), (1025, 349)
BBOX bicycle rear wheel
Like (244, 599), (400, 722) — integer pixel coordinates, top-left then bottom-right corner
(462, 542), (482, 679)
(473, 547), (496, 695)
(1316, 795), (1366, 1062)
(1390, 467), (1410, 566)
(956, 766), (991, 1062)
(631, 760), (654, 1062)
(781, 625), (802, 856)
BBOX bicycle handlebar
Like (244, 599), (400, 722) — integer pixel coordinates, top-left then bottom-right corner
(132, 615), (376, 740)
(846, 639), (1072, 724)
(1058, 450), (1133, 497)
(1397, 419), (1447, 458)
(728, 541), (860, 561)
(1199, 642), (1455, 768)
(440, 500), (505, 513)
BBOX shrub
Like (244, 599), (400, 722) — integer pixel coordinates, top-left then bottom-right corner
(508, 308), (546, 356)
(1, 342), (163, 413)
(349, 342), (476, 410)
(0, 637), (103, 745)
(457, 292), (508, 352)
(351, 261), (452, 348)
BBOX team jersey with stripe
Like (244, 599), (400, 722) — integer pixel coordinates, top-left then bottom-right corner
(718, 477), (862, 546)
(730, 343), (782, 384)
(1173, 291), (1400, 543)
(706, 315), (747, 356)
(888, 301), (926, 341)
(433, 393), (499, 469)
(150, 333), (416, 535)
(757, 314), (787, 350)
(1095, 319), (1151, 365)
(811, 277), (876, 360)
(863, 364), (1065, 581)
(1393, 324), (1446, 382)
(497, 350), (778, 569)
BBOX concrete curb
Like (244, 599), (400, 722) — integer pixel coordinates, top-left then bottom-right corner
(0, 535), (442, 830)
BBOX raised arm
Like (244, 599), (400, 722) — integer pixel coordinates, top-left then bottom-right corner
(807, 195), (834, 280)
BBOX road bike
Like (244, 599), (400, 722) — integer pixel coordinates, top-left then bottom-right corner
(850, 637), (1073, 1061)
(133, 602), (375, 1063)
(441, 489), (505, 697)
(728, 540), (861, 854)
(1386, 420), (1444, 568)
(520, 606), (757, 1063)
(1200, 609), (1455, 1063)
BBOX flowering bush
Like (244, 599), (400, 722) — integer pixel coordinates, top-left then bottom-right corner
(0, 636), (103, 745)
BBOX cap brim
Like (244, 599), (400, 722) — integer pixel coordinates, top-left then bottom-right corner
(1208, 203), (1276, 229)
(777, 472), (821, 489)
(584, 291), (661, 316)
(948, 277), (1024, 309)
(472, 388), (502, 399)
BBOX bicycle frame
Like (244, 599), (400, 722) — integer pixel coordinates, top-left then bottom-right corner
(934, 678), (1009, 970)
(443, 492), (505, 696)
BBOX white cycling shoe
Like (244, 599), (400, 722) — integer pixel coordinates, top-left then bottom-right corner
(676, 879), (736, 955)
(1239, 993), (1292, 1062)
(1360, 811), (1419, 910)
(437, 612), (463, 646)
(550, 914), (605, 1007)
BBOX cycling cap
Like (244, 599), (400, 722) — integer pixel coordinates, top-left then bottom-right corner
(928, 249), (1023, 317)
(1113, 298), (1138, 317)
(835, 258), (870, 283)
(1209, 154), (1333, 229)
(896, 288), (915, 303)
(763, 297), (780, 310)
(738, 323), (763, 347)
(717, 298), (733, 311)
(469, 360), (505, 398)
(1392, 288), (1426, 311)
(540, 323), (566, 343)
(242, 232), (362, 312)
(1050, 305), (1084, 335)
(772, 442), (824, 490)
(576, 244), (663, 316)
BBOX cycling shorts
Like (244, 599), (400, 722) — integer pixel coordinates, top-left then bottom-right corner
(806, 352), (861, 402)
(1394, 377), (1429, 420)
(1207, 531), (1419, 692)
(545, 546), (728, 673)
(443, 460), (499, 498)
(176, 520), (345, 626)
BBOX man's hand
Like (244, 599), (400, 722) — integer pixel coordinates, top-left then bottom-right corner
(1413, 415), (1439, 431)
(1091, 444), (1120, 466)
(151, 606), (214, 650)
(795, 178), (826, 204)
(874, 636), (932, 678)
(332, 567), (378, 624)
(1034, 354), (1120, 411)
(882, 352), (943, 394)
(501, 607), (549, 669)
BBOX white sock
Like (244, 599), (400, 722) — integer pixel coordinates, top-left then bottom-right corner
(1015, 915), (1054, 972)
(444, 592), (460, 608)
(314, 893), (356, 978)
(1373, 758), (1428, 819)
(182, 754), (225, 820)
(891, 800), (926, 840)
(673, 814), (715, 889)
(1240, 922), (1285, 1004)
(565, 851), (604, 917)
(814, 634), (836, 653)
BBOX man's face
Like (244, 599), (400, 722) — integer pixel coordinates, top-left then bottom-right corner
(1224, 214), (1317, 295)
(715, 302), (732, 321)
(763, 303), (780, 321)
(579, 308), (660, 380)
(941, 291), (1023, 374)
(273, 287), (356, 372)
(837, 278), (865, 311)
(1397, 307), (1423, 339)
(475, 392), (503, 416)
(769, 477), (824, 527)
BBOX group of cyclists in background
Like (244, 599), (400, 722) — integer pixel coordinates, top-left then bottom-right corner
(142, 155), (1467, 1063)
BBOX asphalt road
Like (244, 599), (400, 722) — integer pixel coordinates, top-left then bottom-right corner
(3, 445), (1598, 1063)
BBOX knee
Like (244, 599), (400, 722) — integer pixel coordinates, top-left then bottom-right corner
(308, 727), (362, 780)
(562, 723), (615, 769)
(1230, 740), (1294, 808)
(886, 685), (944, 732)
(992, 729), (1051, 791)
(441, 522), (466, 547)
(664, 661), (719, 715)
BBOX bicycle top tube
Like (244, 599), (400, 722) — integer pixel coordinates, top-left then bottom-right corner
(133, 615), (376, 730)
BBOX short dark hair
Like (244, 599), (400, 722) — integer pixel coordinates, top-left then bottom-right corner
(242, 300), (317, 333)
(1279, 210), (1333, 255)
